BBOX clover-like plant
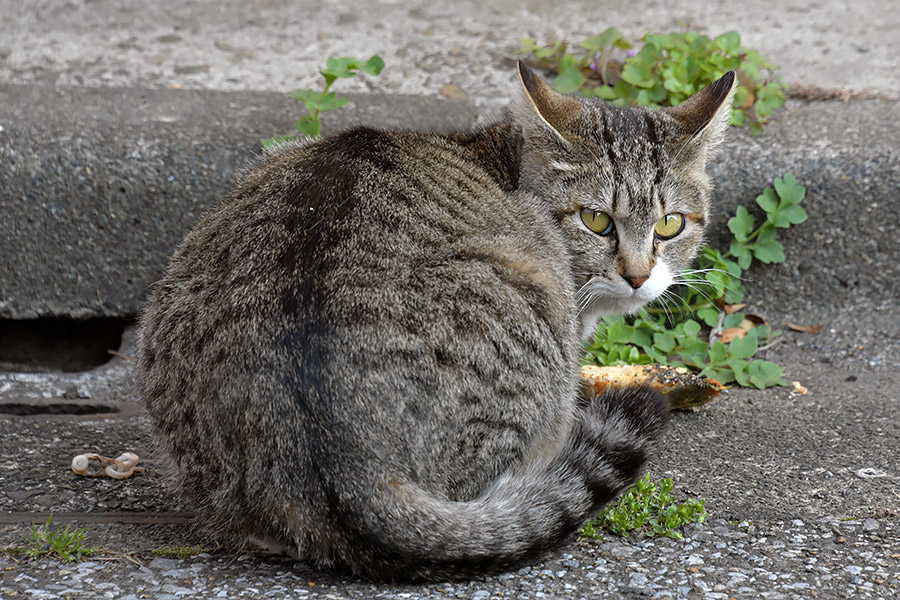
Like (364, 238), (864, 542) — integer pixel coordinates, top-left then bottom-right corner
(518, 28), (785, 134)
(263, 55), (385, 147)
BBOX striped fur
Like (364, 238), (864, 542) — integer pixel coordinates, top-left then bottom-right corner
(137, 65), (734, 581)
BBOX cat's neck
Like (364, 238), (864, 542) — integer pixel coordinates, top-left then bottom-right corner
(445, 120), (521, 192)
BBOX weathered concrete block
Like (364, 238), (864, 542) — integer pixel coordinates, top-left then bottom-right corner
(0, 84), (481, 319)
(1, 84), (897, 323)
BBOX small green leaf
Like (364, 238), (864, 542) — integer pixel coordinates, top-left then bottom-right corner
(728, 332), (759, 360)
(722, 312), (745, 329)
(729, 240), (753, 270)
(316, 91), (350, 111)
(517, 37), (537, 53)
(714, 31), (741, 54)
(631, 327), (654, 350)
(653, 331), (677, 353)
(704, 270), (731, 298)
(588, 85), (619, 100)
(535, 41), (566, 60)
(359, 55), (386, 76)
(322, 56), (357, 79)
(731, 360), (749, 387)
(697, 307), (721, 328)
(773, 173), (804, 204)
(606, 320), (636, 344)
(294, 117), (321, 138)
(682, 320), (701, 338)
(751, 237), (785, 264)
(289, 88), (321, 102)
(554, 54), (587, 94)
(621, 60), (655, 89)
(580, 28), (630, 52)
(779, 204), (808, 226)
(708, 340), (727, 363)
(747, 360), (786, 388)
(723, 284), (746, 304)
(728, 206), (755, 241)
(756, 187), (778, 213)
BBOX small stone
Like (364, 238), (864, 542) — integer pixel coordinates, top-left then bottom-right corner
(156, 34), (182, 43)
(862, 519), (878, 531)
(856, 467), (887, 479)
(685, 554), (704, 566)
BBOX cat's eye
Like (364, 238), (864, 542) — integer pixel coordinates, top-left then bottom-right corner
(654, 213), (685, 240)
(580, 209), (614, 235)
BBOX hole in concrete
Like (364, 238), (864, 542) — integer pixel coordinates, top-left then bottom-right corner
(0, 318), (132, 373)
(0, 402), (120, 416)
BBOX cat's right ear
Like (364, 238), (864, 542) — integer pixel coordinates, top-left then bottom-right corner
(515, 61), (582, 144)
(665, 71), (737, 150)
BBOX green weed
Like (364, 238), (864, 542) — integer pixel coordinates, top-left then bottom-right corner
(581, 474), (707, 540)
(263, 55), (385, 147)
(518, 27), (785, 134)
(583, 173), (807, 389)
(25, 516), (100, 562)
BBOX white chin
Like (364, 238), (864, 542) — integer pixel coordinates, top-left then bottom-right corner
(578, 262), (674, 341)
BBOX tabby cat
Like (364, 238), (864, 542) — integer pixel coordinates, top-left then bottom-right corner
(138, 63), (736, 581)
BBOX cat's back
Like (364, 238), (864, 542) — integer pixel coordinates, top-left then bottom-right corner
(147, 125), (568, 333)
(164, 127), (511, 293)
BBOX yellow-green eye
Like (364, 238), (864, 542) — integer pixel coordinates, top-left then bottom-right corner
(654, 213), (685, 239)
(580, 209), (613, 235)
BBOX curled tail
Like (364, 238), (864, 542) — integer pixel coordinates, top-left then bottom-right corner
(321, 386), (669, 581)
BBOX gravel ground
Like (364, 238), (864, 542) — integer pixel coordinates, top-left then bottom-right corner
(2, 518), (898, 599)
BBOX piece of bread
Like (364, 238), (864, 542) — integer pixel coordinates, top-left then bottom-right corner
(580, 364), (726, 410)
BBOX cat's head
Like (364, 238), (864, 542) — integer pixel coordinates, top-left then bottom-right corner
(512, 62), (736, 338)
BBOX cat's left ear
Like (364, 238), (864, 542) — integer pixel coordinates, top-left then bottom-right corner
(666, 71), (737, 152)
(514, 61), (582, 144)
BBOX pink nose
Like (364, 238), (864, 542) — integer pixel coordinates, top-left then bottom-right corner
(624, 275), (649, 289)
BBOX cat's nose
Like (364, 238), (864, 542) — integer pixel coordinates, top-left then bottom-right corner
(623, 274), (649, 289)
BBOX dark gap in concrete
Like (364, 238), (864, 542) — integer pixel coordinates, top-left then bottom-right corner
(0, 402), (121, 416)
(0, 318), (133, 373)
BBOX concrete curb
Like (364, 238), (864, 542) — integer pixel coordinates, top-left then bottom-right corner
(1, 84), (898, 321)
(0, 84), (481, 319)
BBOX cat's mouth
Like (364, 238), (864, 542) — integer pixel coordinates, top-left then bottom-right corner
(576, 263), (675, 323)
